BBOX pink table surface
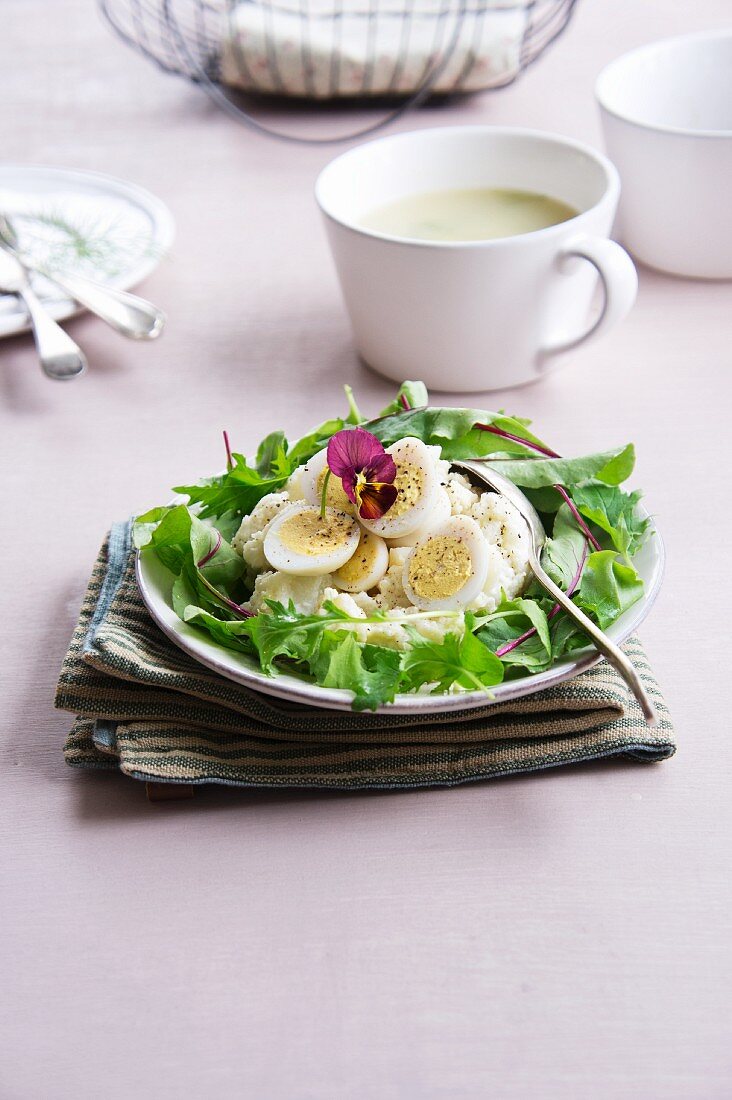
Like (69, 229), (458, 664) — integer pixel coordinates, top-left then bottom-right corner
(2, 2), (731, 1097)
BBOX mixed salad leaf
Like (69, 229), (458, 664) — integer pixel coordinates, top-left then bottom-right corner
(134, 381), (652, 710)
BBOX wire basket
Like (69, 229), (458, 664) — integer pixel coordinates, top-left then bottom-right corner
(100, 0), (578, 142)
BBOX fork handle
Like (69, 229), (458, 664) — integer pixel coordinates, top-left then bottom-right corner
(41, 267), (165, 341)
(529, 552), (658, 726)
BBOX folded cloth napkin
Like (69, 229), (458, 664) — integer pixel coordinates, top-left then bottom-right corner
(55, 524), (675, 790)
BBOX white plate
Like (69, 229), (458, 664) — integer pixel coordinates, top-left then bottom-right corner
(0, 165), (175, 338)
(136, 503), (665, 714)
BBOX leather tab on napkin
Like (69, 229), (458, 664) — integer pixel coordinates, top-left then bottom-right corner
(55, 525), (675, 790)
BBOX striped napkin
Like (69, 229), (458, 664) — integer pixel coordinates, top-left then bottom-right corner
(55, 523), (675, 790)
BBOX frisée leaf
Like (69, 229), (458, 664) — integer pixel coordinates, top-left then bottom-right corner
(400, 625), (504, 695)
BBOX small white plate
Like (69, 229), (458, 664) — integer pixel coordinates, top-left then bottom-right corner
(136, 504), (665, 714)
(0, 165), (175, 338)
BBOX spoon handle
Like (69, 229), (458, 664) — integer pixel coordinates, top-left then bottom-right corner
(41, 268), (166, 341)
(20, 281), (87, 380)
(529, 552), (659, 726)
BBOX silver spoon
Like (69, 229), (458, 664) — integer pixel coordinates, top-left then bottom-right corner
(0, 247), (86, 380)
(455, 459), (658, 726)
(0, 214), (165, 341)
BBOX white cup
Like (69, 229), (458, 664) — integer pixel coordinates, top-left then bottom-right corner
(596, 31), (732, 279)
(315, 126), (637, 392)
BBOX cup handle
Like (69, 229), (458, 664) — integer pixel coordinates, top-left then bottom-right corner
(542, 234), (638, 357)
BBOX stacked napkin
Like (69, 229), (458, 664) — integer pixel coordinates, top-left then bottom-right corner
(55, 523), (675, 791)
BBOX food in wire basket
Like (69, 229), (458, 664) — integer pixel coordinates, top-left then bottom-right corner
(99, 0), (578, 102)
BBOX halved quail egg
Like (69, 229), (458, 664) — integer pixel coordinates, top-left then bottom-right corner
(332, 530), (389, 593)
(385, 486), (452, 547)
(263, 502), (360, 576)
(299, 448), (355, 514)
(359, 437), (444, 539)
(402, 515), (489, 611)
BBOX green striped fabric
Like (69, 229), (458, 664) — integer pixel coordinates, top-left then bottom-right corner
(55, 532), (675, 789)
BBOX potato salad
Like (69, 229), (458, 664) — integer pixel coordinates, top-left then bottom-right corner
(134, 381), (649, 710)
(233, 438), (530, 651)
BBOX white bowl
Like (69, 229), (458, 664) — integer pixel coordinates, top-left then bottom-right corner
(136, 505), (664, 715)
(596, 30), (732, 279)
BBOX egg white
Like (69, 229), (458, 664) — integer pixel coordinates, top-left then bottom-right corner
(300, 448), (355, 514)
(332, 530), (389, 593)
(263, 502), (360, 577)
(385, 487), (451, 548)
(360, 437), (443, 540)
(402, 515), (489, 611)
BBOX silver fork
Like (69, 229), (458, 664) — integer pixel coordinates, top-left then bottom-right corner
(0, 214), (165, 341)
(0, 246), (86, 380)
(455, 460), (658, 726)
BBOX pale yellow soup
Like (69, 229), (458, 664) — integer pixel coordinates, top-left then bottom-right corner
(360, 187), (578, 242)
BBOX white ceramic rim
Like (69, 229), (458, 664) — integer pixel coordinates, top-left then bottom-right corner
(595, 30), (732, 139)
(136, 503), (665, 715)
(314, 125), (620, 250)
(0, 164), (175, 338)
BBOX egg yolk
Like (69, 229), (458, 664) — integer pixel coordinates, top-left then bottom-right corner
(407, 536), (473, 600)
(388, 459), (424, 518)
(278, 511), (355, 556)
(333, 531), (379, 584)
(316, 467), (354, 513)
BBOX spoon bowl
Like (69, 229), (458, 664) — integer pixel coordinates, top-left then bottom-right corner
(0, 248), (86, 380)
(454, 459), (658, 726)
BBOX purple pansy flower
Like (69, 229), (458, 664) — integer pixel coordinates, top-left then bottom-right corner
(326, 427), (398, 520)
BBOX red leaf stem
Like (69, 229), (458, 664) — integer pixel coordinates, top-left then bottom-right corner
(553, 486), (602, 552)
(495, 540), (588, 658)
(196, 529), (222, 567)
(475, 422), (602, 549)
(476, 422), (559, 458)
(223, 430), (233, 472)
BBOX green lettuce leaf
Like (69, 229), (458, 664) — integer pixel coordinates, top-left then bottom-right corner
(541, 503), (588, 590)
(173, 455), (290, 520)
(577, 550), (644, 629)
(181, 603), (255, 654)
(139, 505), (248, 624)
(255, 430), (289, 477)
(485, 445), (635, 489)
(188, 514), (245, 590)
(571, 482), (650, 559)
(369, 401), (559, 462)
(313, 632), (402, 711)
(594, 444), (636, 486)
(401, 626), (504, 695)
(549, 614), (587, 660)
(286, 417), (345, 468)
(368, 406), (487, 451)
(132, 506), (175, 549)
(214, 510), (244, 543)
(377, 380), (429, 417)
(344, 384), (365, 425)
(142, 504), (194, 574)
(476, 598), (553, 672)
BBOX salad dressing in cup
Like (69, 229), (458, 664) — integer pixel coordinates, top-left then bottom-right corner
(316, 126), (638, 392)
